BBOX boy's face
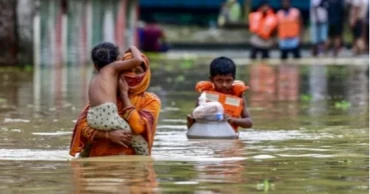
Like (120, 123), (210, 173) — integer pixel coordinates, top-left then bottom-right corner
(210, 74), (234, 94)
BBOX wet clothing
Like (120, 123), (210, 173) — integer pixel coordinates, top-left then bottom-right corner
(349, 0), (369, 39)
(86, 102), (149, 156)
(250, 46), (270, 59)
(195, 81), (249, 132)
(310, 0), (328, 23)
(328, 23), (343, 37)
(350, 0), (369, 21)
(327, 0), (344, 37)
(277, 8), (301, 39)
(249, 9), (277, 40)
(310, 0), (329, 44)
(279, 37), (299, 50)
(277, 8), (302, 59)
(250, 35), (274, 59)
(352, 20), (364, 38)
(70, 53), (161, 157)
(310, 23), (328, 44)
(249, 9), (277, 59)
(87, 102), (129, 131)
(280, 46), (301, 59)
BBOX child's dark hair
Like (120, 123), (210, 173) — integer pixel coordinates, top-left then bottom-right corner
(91, 42), (119, 70)
(210, 56), (236, 78)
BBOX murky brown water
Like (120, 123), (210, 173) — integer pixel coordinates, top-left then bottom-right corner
(0, 58), (368, 193)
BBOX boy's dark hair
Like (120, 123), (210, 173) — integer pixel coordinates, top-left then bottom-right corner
(209, 56), (236, 78)
(91, 42), (119, 70)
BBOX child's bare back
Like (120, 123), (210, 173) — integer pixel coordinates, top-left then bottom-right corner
(88, 43), (143, 107)
(84, 42), (149, 156)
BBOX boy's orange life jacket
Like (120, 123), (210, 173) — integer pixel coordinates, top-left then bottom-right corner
(249, 9), (278, 39)
(195, 80), (248, 118)
(277, 8), (300, 39)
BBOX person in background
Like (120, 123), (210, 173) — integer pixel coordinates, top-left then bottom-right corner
(227, 0), (242, 23)
(276, 0), (304, 59)
(248, 0), (278, 59)
(325, 0), (345, 57)
(142, 18), (169, 52)
(348, 0), (368, 55)
(310, 0), (328, 56)
(218, 3), (229, 26)
(218, 0), (242, 26)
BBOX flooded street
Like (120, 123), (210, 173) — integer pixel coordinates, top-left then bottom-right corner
(0, 57), (368, 193)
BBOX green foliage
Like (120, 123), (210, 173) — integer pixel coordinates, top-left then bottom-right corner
(0, 98), (7, 103)
(335, 100), (351, 110)
(300, 94), (312, 102)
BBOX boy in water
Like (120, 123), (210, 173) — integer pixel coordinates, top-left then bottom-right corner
(187, 56), (253, 133)
(85, 42), (148, 156)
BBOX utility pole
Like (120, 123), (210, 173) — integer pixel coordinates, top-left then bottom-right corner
(33, 0), (40, 67)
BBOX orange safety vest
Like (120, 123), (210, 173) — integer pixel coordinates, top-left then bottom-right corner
(277, 8), (300, 39)
(195, 81), (248, 118)
(249, 9), (278, 39)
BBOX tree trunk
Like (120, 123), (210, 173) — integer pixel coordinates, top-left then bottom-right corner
(17, 0), (34, 66)
(0, 0), (18, 66)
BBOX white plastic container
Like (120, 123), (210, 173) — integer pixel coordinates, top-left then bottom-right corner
(186, 118), (238, 139)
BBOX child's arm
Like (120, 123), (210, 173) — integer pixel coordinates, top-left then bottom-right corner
(228, 96), (253, 128)
(186, 100), (199, 129)
(111, 46), (143, 71)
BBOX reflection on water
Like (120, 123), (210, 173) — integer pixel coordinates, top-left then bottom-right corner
(249, 63), (276, 108)
(0, 60), (368, 193)
(308, 65), (328, 127)
(72, 159), (158, 194)
(277, 64), (299, 102)
(347, 65), (369, 126)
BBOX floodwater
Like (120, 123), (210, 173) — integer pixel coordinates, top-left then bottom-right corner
(0, 58), (368, 194)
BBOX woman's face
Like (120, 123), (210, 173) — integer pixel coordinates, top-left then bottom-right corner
(123, 63), (145, 75)
(121, 63), (146, 87)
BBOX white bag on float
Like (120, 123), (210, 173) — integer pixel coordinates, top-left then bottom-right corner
(192, 92), (224, 120)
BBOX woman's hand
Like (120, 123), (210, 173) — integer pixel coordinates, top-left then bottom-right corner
(108, 130), (132, 148)
(118, 75), (134, 109)
(118, 75), (129, 94)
